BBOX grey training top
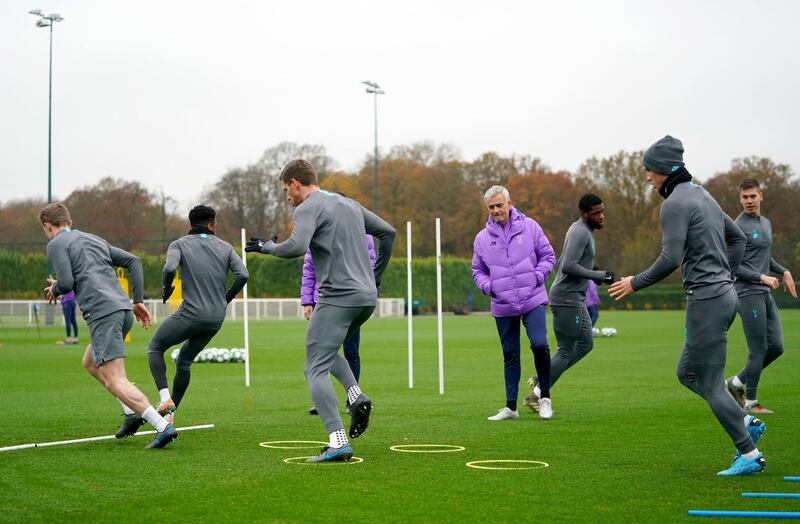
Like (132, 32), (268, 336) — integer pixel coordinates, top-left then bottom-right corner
(632, 182), (746, 300)
(549, 218), (607, 307)
(263, 190), (396, 307)
(733, 212), (788, 298)
(163, 233), (249, 325)
(47, 228), (142, 324)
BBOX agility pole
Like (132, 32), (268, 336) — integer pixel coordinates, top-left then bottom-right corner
(435, 217), (444, 395)
(0, 424), (215, 453)
(406, 221), (414, 389)
(241, 228), (251, 387)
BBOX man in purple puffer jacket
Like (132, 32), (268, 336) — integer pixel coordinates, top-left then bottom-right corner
(472, 185), (556, 421)
(302, 235), (376, 415)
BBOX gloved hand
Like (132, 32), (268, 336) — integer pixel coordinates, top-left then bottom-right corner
(595, 271), (615, 285)
(245, 237), (267, 253)
(162, 285), (175, 303)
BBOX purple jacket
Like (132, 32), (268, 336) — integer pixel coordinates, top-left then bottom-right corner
(301, 235), (376, 305)
(585, 280), (600, 307)
(472, 208), (556, 317)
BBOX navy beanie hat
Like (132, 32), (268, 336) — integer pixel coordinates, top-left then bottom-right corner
(643, 135), (685, 175)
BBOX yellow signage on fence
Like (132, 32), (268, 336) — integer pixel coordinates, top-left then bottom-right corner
(116, 268), (132, 343)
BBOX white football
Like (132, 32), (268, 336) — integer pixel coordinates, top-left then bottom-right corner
(592, 327), (600, 337)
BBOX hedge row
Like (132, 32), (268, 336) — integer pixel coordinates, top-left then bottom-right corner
(2, 250), (797, 310)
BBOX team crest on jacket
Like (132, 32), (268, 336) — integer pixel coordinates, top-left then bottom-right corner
(517, 235), (524, 244)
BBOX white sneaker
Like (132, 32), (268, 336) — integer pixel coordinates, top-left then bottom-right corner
(539, 398), (553, 420)
(487, 407), (519, 421)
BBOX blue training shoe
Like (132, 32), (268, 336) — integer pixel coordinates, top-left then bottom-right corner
(306, 444), (354, 463)
(717, 453), (765, 476)
(745, 415), (766, 446)
(145, 424), (178, 449)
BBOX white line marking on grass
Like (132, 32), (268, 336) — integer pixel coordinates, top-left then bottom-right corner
(0, 424), (215, 452)
(259, 440), (328, 449)
(465, 459), (549, 471)
(390, 444), (465, 453)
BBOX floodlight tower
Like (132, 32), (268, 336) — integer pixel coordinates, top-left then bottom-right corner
(29, 9), (64, 203)
(361, 80), (385, 213)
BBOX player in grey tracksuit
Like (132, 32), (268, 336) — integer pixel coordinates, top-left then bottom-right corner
(246, 159), (395, 463)
(546, 194), (614, 391)
(147, 205), (249, 423)
(725, 178), (796, 414)
(609, 136), (767, 476)
(39, 202), (177, 449)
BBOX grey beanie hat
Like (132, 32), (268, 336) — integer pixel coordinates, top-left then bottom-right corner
(643, 135), (685, 175)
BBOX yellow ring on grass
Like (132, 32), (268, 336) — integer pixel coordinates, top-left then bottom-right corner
(465, 460), (549, 470)
(258, 440), (328, 449)
(283, 456), (364, 465)
(389, 444), (466, 453)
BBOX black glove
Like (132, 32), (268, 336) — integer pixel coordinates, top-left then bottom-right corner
(162, 285), (175, 303)
(595, 271), (615, 285)
(245, 237), (267, 253)
(225, 290), (236, 304)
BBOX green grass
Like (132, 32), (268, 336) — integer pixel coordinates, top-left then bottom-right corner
(1, 310), (799, 523)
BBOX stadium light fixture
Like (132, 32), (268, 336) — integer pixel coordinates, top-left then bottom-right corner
(361, 80), (385, 213)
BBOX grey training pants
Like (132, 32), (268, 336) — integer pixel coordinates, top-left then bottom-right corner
(147, 314), (221, 409)
(550, 305), (594, 388)
(677, 288), (753, 454)
(306, 303), (375, 433)
(735, 292), (784, 401)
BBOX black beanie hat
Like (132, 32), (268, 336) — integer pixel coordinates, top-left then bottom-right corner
(643, 135), (685, 175)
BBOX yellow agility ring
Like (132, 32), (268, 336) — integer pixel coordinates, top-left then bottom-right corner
(389, 444), (466, 453)
(283, 456), (364, 465)
(465, 460), (549, 471)
(258, 440), (328, 449)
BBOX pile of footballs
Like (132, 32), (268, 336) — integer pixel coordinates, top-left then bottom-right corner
(170, 347), (248, 364)
(592, 327), (618, 337)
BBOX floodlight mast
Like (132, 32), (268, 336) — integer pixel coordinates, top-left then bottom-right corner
(28, 8), (65, 204)
(361, 80), (385, 213)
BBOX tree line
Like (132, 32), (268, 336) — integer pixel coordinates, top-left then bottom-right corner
(2, 141), (798, 278)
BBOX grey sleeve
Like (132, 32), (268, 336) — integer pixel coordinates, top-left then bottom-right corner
(632, 202), (687, 291)
(560, 228), (606, 281)
(770, 257), (788, 275)
(226, 248), (249, 302)
(263, 204), (315, 259)
(49, 242), (74, 296)
(724, 213), (746, 277)
(109, 245), (145, 303)
(361, 206), (396, 287)
(162, 242), (181, 293)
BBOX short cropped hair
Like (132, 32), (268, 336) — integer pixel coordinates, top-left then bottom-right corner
(484, 185), (510, 201)
(189, 205), (216, 226)
(39, 203), (71, 226)
(279, 159), (318, 186)
(739, 178), (761, 191)
(578, 193), (603, 213)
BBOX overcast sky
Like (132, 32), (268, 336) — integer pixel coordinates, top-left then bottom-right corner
(2, 0), (799, 207)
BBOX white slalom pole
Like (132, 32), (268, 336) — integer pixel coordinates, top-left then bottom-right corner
(241, 228), (251, 387)
(406, 221), (414, 389)
(435, 218), (444, 395)
(0, 424), (216, 453)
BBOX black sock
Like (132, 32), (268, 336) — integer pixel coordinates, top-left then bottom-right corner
(506, 400), (517, 411)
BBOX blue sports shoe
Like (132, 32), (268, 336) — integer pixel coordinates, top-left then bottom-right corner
(717, 453), (765, 476)
(145, 424), (178, 449)
(306, 444), (354, 463)
(745, 415), (766, 446)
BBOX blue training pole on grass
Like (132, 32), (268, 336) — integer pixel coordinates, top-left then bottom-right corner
(742, 493), (800, 499)
(785, 477), (800, 482)
(688, 510), (800, 519)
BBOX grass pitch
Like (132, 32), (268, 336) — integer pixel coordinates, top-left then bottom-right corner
(1, 310), (798, 522)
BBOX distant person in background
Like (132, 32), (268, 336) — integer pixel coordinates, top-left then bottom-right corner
(472, 185), (556, 421)
(60, 289), (78, 344)
(585, 276), (600, 327)
(725, 178), (797, 415)
(302, 229), (376, 416)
